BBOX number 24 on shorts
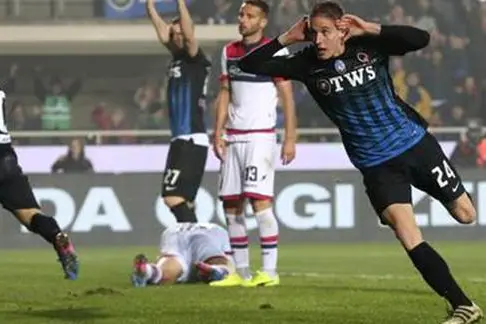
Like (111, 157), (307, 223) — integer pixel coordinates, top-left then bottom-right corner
(431, 159), (456, 188)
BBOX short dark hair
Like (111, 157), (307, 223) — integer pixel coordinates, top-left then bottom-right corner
(310, 1), (345, 20)
(171, 16), (181, 24)
(243, 0), (270, 17)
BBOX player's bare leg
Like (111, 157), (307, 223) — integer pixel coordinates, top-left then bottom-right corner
(383, 204), (482, 323)
(15, 208), (78, 280)
(240, 198), (279, 287)
(131, 254), (182, 287)
(446, 192), (476, 225)
(163, 196), (197, 223)
(196, 256), (233, 282)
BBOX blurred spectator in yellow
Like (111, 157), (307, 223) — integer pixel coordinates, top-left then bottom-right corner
(403, 72), (433, 121)
(391, 57), (407, 99)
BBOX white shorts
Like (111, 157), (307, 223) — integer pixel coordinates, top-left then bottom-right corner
(219, 134), (277, 201)
(159, 223), (232, 282)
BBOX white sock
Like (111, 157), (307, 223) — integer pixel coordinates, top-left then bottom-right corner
(226, 213), (251, 279)
(256, 208), (279, 277)
(142, 263), (162, 284)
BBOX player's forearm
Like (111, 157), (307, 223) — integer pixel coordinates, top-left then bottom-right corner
(177, 0), (197, 49)
(214, 90), (229, 136)
(146, 0), (170, 44)
(374, 25), (430, 52)
(279, 84), (297, 141)
(238, 38), (284, 75)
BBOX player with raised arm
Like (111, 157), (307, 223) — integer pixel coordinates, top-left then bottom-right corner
(238, 2), (482, 323)
(211, 0), (297, 288)
(146, 0), (211, 223)
(0, 89), (78, 280)
(131, 223), (234, 286)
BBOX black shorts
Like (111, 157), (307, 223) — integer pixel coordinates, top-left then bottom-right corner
(161, 138), (208, 201)
(360, 133), (466, 222)
(0, 145), (40, 213)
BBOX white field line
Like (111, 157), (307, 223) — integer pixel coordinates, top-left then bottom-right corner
(280, 272), (486, 283)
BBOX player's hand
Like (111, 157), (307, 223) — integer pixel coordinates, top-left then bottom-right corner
(336, 14), (379, 41)
(281, 139), (296, 165)
(213, 135), (226, 162)
(278, 16), (311, 46)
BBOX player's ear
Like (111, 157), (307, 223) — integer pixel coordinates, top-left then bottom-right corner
(260, 16), (268, 29)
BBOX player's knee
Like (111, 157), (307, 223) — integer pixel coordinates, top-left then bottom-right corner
(383, 204), (423, 251)
(163, 196), (186, 208)
(223, 199), (244, 215)
(250, 198), (272, 213)
(450, 194), (476, 224)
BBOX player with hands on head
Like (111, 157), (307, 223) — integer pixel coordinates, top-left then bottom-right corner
(238, 2), (482, 323)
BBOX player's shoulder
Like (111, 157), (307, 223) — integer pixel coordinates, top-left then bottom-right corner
(223, 40), (244, 59)
(223, 40), (242, 52)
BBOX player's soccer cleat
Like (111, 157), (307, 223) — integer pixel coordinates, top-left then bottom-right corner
(54, 232), (78, 280)
(195, 262), (229, 282)
(131, 254), (149, 287)
(241, 271), (279, 287)
(209, 272), (248, 287)
(443, 303), (483, 324)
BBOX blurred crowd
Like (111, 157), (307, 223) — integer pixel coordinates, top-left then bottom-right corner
(4, 0), (486, 156)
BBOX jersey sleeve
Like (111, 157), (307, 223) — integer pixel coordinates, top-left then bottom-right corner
(272, 47), (290, 83)
(219, 46), (229, 83)
(238, 38), (308, 82)
(355, 25), (430, 56)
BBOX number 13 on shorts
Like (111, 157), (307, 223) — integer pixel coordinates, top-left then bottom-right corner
(218, 140), (276, 200)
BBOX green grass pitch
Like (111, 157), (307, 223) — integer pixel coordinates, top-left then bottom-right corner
(0, 242), (485, 324)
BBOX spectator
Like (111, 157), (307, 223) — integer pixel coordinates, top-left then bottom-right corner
(477, 135), (486, 168)
(107, 108), (135, 144)
(454, 76), (481, 113)
(133, 79), (160, 113)
(91, 103), (111, 130)
(9, 101), (26, 131)
(403, 72), (433, 122)
(421, 50), (451, 101)
(51, 138), (93, 173)
(33, 67), (82, 131)
(447, 105), (468, 127)
(391, 57), (407, 99)
(207, 0), (233, 25)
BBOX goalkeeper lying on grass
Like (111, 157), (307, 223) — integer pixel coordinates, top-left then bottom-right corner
(131, 223), (234, 286)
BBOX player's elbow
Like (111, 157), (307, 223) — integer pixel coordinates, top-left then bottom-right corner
(237, 57), (258, 74)
(412, 28), (431, 50)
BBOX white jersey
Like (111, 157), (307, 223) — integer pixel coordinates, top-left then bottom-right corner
(159, 223), (231, 283)
(0, 90), (12, 144)
(220, 38), (289, 141)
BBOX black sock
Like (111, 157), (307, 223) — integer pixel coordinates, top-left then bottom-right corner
(407, 242), (472, 309)
(170, 202), (197, 223)
(29, 213), (62, 244)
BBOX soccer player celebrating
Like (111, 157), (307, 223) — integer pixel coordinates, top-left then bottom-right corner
(212, 0), (297, 287)
(131, 223), (234, 286)
(0, 90), (78, 280)
(237, 1), (482, 323)
(146, 0), (211, 223)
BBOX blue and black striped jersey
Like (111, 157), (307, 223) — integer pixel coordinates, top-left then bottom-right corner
(167, 49), (211, 137)
(238, 25), (430, 169)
